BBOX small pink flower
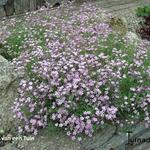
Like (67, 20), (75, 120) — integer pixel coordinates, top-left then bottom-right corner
(30, 119), (36, 125)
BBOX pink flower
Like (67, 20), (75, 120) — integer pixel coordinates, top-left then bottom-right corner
(37, 120), (44, 126)
(30, 119), (36, 125)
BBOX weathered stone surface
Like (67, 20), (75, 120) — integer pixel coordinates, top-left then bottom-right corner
(20, 130), (81, 150)
(132, 130), (150, 150)
(1, 129), (81, 150)
(0, 55), (18, 135)
(1, 0), (150, 18)
(29, 0), (37, 11)
(14, 0), (29, 14)
(0, 143), (18, 150)
(22, 0), (30, 12)
(45, 0), (62, 6)
(0, 0), (8, 6)
(1, 122), (150, 150)
(81, 122), (150, 150)
(4, 0), (15, 16)
(0, 55), (16, 91)
(0, 6), (6, 17)
(109, 16), (128, 36)
(81, 125), (118, 150)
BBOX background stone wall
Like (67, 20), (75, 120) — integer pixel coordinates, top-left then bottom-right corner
(1, 0), (150, 18)
(0, 0), (62, 18)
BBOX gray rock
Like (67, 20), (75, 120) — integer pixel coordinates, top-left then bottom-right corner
(0, 55), (16, 92)
(0, 55), (18, 135)
(0, 143), (19, 150)
(81, 125), (118, 150)
(109, 16), (128, 37)
(0, 0), (8, 6)
(81, 122), (150, 150)
(1, 121), (150, 150)
(4, 0), (15, 16)
(0, 6), (6, 18)
(10, 129), (81, 150)
(14, 0), (29, 14)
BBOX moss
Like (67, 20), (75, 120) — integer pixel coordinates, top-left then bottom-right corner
(109, 16), (128, 37)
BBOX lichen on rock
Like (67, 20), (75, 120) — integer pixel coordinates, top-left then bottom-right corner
(109, 16), (128, 36)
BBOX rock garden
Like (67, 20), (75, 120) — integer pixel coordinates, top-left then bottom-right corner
(0, 1), (150, 150)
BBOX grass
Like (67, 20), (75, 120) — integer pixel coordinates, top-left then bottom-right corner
(1, 22), (46, 60)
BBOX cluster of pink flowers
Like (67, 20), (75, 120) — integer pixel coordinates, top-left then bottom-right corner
(11, 3), (150, 140)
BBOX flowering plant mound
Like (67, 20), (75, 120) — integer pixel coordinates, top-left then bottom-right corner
(12, 3), (150, 141)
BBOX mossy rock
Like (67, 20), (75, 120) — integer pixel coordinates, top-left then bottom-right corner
(109, 16), (128, 37)
(0, 56), (18, 136)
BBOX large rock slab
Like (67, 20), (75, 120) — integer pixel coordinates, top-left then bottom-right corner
(0, 143), (18, 150)
(0, 55), (16, 92)
(81, 122), (150, 150)
(1, 122), (150, 150)
(1, 129), (81, 150)
(0, 55), (18, 135)
(132, 131), (150, 150)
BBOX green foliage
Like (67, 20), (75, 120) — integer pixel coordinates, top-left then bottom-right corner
(72, 98), (95, 116)
(136, 5), (150, 17)
(47, 121), (61, 135)
(1, 23), (27, 60)
(1, 23), (46, 60)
